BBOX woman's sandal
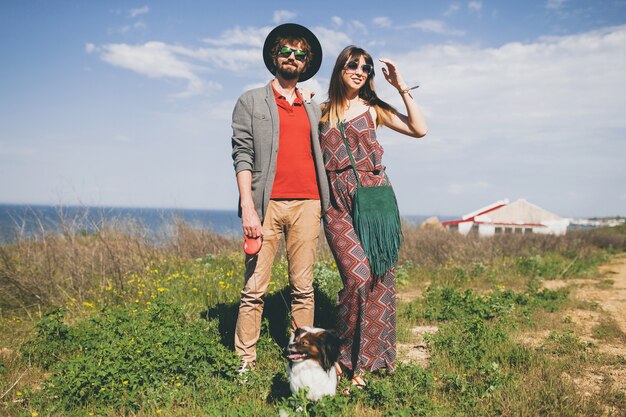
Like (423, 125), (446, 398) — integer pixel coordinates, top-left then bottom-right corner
(351, 375), (366, 389)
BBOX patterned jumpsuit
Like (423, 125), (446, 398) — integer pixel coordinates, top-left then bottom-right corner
(319, 109), (396, 375)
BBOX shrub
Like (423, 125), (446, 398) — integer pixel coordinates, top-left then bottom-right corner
(364, 363), (434, 414)
(23, 300), (239, 412)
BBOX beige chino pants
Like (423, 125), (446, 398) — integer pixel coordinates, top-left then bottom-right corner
(234, 199), (321, 362)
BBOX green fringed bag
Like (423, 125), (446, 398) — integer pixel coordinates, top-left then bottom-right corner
(339, 121), (402, 277)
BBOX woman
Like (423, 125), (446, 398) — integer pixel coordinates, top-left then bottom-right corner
(319, 45), (428, 387)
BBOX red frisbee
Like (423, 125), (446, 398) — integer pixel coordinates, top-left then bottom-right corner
(243, 234), (263, 255)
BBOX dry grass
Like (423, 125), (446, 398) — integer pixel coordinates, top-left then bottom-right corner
(0, 214), (238, 313)
(399, 225), (622, 267)
(2, 215), (622, 315)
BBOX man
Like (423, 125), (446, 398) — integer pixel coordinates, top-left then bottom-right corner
(230, 23), (329, 375)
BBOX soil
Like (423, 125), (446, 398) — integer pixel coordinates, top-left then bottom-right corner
(540, 254), (626, 397)
(398, 254), (626, 398)
(397, 326), (438, 368)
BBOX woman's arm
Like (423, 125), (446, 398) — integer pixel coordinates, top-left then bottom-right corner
(378, 58), (428, 138)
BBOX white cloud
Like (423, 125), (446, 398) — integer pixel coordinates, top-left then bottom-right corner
(108, 21), (147, 35)
(203, 26), (270, 47)
(180, 46), (262, 72)
(331, 16), (343, 28)
(395, 25), (626, 142)
(373, 17), (392, 28)
(85, 43), (96, 54)
(272, 10), (297, 24)
(409, 19), (466, 36)
(378, 25), (626, 216)
(546, 0), (567, 10)
(350, 20), (368, 35)
(444, 2), (461, 16)
(367, 39), (387, 48)
(99, 42), (220, 96)
(312, 27), (352, 56)
(328, 18), (367, 35)
(468, 1), (482, 12)
(129, 6), (149, 18)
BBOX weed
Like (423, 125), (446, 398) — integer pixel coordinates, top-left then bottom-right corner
(23, 300), (239, 412)
(592, 318), (626, 342)
(363, 363), (434, 414)
(541, 330), (593, 356)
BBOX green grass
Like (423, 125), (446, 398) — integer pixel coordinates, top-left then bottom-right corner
(1, 225), (625, 416)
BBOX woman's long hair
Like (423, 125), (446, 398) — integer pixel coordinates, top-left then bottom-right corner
(320, 45), (396, 127)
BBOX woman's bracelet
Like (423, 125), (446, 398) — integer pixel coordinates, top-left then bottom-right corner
(398, 85), (419, 94)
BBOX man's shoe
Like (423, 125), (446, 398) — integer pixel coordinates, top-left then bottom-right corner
(237, 360), (256, 383)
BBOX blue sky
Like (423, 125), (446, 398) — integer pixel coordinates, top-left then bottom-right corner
(1, 0), (625, 217)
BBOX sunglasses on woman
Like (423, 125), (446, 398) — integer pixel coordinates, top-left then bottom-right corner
(344, 61), (373, 75)
(279, 46), (307, 61)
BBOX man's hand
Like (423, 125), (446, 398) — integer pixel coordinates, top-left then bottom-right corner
(241, 203), (263, 238)
(297, 86), (316, 103)
(236, 170), (263, 238)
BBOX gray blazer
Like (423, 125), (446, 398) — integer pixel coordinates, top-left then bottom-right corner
(231, 82), (330, 222)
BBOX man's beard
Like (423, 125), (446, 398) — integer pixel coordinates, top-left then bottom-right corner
(276, 61), (302, 80)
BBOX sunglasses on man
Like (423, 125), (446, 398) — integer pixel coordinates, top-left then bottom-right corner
(345, 61), (373, 75)
(279, 46), (307, 61)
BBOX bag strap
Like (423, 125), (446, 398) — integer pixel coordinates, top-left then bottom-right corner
(338, 120), (389, 187)
(338, 121), (362, 187)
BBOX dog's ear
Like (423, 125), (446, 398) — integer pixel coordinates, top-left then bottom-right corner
(319, 330), (341, 371)
(294, 327), (306, 339)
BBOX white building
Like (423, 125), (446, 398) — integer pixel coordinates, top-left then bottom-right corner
(442, 199), (570, 236)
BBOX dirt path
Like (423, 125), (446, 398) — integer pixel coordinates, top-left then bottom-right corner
(542, 254), (626, 397)
(398, 254), (626, 397)
(542, 254), (626, 338)
(576, 255), (626, 334)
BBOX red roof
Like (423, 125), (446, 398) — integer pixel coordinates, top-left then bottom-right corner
(441, 203), (508, 226)
(474, 221), (546, 227)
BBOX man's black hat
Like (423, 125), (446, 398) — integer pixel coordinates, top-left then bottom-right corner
(263, 23), (322, 82)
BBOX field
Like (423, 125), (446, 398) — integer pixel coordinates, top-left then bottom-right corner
(1, 218), (625, 416)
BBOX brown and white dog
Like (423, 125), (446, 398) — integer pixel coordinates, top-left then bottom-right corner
(286, 326), (341, 401)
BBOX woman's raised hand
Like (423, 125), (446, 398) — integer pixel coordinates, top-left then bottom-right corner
(379, 59), (406, 91)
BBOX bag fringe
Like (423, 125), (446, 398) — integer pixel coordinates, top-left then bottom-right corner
(354, 204), (403, 278)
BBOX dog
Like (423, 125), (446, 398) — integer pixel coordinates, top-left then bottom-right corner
(285, 326), (341, 401)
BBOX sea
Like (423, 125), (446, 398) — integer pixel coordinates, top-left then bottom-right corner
(0, 204), (449, 243)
